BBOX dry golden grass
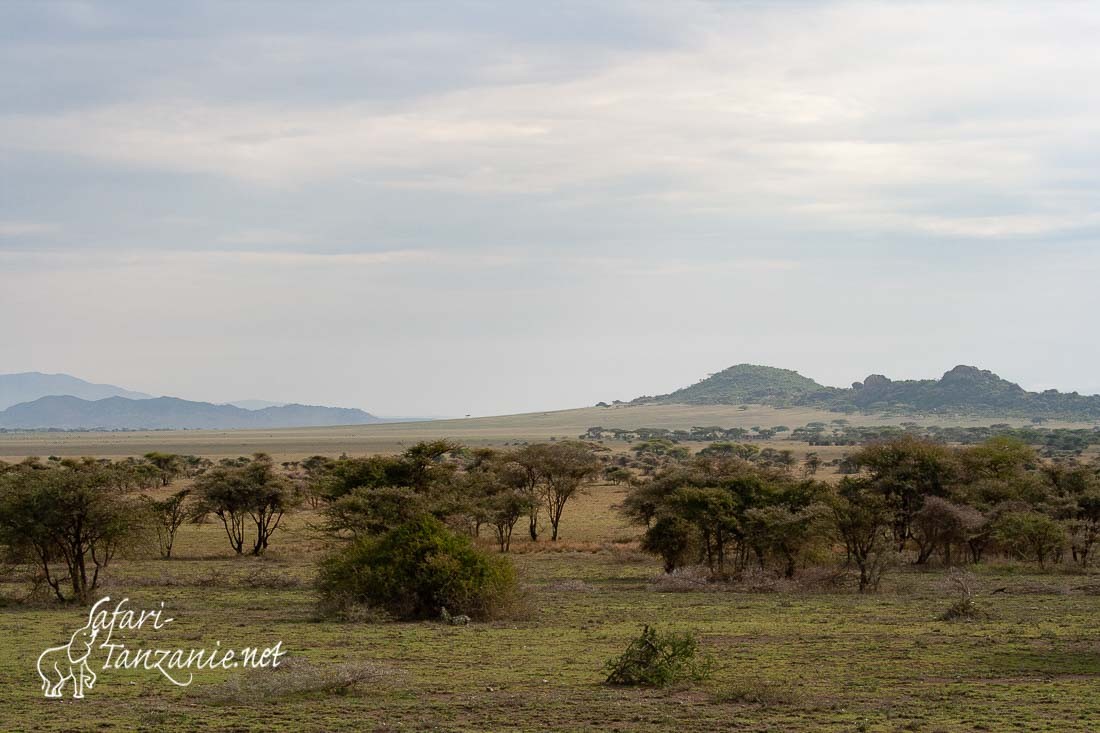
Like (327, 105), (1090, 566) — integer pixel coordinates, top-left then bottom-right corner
(1, 401), (1085, 462)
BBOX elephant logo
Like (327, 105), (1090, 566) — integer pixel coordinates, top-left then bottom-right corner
(37, 606), (101, 699)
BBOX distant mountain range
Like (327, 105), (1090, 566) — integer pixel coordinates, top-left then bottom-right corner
(0, 395), (381, 430)
(226, 399), (287, 410)
(633, 364), (1100, 420)
(0, 373), (381, 430)
(0, 372), (152, 410)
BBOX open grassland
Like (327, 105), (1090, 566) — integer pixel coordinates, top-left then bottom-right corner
(2, 480), (1099, 732)
(1, 402), (1091, 462)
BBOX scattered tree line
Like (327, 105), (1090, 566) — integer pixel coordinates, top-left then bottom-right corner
(305, 440), (601, 620)
(622, 435), (1100, 591)
(0, 452), (302, 602)
(618, 438), (803, 477)
(6, 433), (1094, 607)
(0, 457), (142, 603)
(583, 425), (790, 443)
(584, 421), (1100, 458)
(309, 440), (601, 548)
(791, 423), (1100, 455)
(0, 440), (606, 608)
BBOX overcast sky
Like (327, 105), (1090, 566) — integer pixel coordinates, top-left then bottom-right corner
(2, 1), (1099, 416)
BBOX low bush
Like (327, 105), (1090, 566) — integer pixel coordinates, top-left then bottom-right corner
(939, 569), (991, 621)
(604, 625), (713, 687)
(317, 516), (519, 621)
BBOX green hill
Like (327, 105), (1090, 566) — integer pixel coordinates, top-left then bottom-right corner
(637, 364), (834, 406)
(637, 364), (1100, 420)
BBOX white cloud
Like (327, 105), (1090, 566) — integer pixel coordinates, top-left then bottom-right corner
(2, 2), (1098, 241)
(4, 2), (1100, 414)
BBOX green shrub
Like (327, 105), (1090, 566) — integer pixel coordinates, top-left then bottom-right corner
(641, 515), (699, 573)
(317, 516), (518, 621)
(604, 625), (713, 687)
(322, 486), (429, 537)
(992, 511), (1067, 568)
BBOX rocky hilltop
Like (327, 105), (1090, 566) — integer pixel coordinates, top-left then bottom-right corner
(635, 364), (1100, 420)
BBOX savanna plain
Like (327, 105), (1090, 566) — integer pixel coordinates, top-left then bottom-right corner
(1, 404), (1098, 732)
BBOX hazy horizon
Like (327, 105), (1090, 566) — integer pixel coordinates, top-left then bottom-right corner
(6, 360), (1098, 419)
(4, 1), (1099, 416)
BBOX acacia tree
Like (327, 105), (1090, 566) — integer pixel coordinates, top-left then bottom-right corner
(1069, 493), (1100, 566)
(744, 504), (826, 578)
(992, 511), (1066, 568)
(0, 462), (142, 603)
(668, 487), (738, 573)
(853, 437), (958, 550)
(486, 488), (534, 552)
(829, 478), (895, 593)
(193, 454), (298, 556)
(641, 515), (698, 573)
(193, 464), (250, 554)
(506, 445), (549, 541)
(457, 454), (535, 552)
(142, 488), (191, 559)
(295, 455), (334, 508)
(910, 496), (983, 566)
(604, 466), (633, 486)
(398, 440), (462, 492)
(309, 442), (462, 540)
(536, 442), (600, 541)
(802, 452), (822, 477)
(323, 486), (427, 537)
(143, 452), (184, 487)
(240, 454), (298, 555)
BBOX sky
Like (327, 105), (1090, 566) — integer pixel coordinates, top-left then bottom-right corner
(2, 1), (1099, 416)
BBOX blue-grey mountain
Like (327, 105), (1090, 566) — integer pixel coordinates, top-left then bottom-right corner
(0, 372), (153, 411)
(0, 395), (381, 430)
